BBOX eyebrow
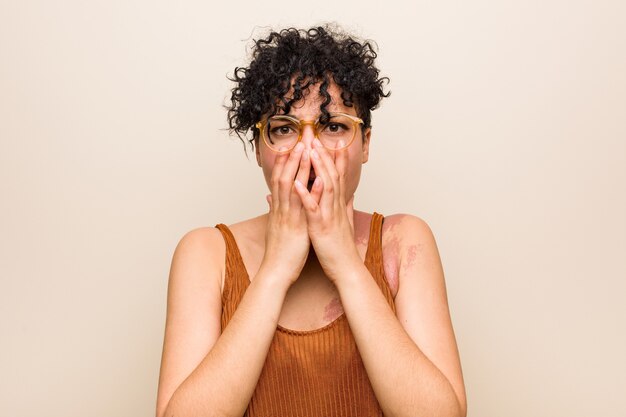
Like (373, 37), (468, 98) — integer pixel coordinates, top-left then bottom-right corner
(282, 112), (342, 119)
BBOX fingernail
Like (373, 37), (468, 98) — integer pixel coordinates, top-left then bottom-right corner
(302, 149), (309, 161)
(313, 176), (322, 188)
(314, 138), (323, 147)
(294, 179), (304, 189)
(311, 149), (320, 159)
(278, 146), (287, 152)
(337, 140), (344, 149)
(294, 142), (304, 152)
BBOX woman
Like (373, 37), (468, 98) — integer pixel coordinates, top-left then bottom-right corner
(156, 26), (467, 417)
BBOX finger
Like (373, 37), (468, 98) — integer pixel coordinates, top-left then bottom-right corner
(291, 147), (311, 208)
(334, 139), (348, 203)
(294, 178), (322, 221)
(308, 175), (324, 206)
(311, 138), (339, 213)
(266, 194), (272, 211)
(269, 146), (290, 208)
(278, 142), (305, 207)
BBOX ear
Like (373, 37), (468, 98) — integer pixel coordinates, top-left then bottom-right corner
(361, 128), (371, 164)
(255, 138), (261, 167)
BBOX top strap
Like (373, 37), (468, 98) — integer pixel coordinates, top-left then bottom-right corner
(364, 212), (396, 310)
(364, 212), (384, 264)
(215, 224), (245, 268)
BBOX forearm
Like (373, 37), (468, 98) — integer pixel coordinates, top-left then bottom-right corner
(163, 267), (290, 417)
(335, 263), (463, 417)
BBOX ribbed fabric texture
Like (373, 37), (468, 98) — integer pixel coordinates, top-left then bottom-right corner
(215, 212), (395, 417)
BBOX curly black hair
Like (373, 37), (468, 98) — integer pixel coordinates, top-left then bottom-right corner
(226, 25), (390, 156)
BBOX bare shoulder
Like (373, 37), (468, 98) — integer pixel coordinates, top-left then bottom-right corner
(379, 213), (436, 297)
(383, 213), (438, 259)
(173, 215), (266, 295)
(173, 226), (227, 288)
(176, 226), (226, 258)
(166, 225), (228, 321)
(383, 212), (433, 237)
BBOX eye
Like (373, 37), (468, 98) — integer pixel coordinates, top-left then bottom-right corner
(269, 123), (298, 136)
(278, 126), (293, 135)
(321, 122), (349, 134)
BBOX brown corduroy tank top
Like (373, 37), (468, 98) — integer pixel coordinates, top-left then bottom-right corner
(214, 212), (395, 416)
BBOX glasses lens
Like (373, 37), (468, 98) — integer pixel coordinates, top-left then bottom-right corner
(317, 115), (357, 150)
(266, 117), (300, 151)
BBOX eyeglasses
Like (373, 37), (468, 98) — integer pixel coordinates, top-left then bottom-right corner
(255, 112), (364, 154)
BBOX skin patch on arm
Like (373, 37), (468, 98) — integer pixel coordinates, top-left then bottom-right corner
(395, 215), (431, 285)
(405, 244), (420, 268)
(383, 235), (400, 296)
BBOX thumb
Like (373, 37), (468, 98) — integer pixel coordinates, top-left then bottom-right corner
(266, 194), (272, 211)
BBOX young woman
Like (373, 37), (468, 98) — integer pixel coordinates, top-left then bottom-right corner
(156, 26), (467, 417)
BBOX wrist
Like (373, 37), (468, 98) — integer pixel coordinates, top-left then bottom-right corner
(255, 262), (298, 293)
(325, 253), (365, 286)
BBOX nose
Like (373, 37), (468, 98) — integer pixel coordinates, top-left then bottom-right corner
(299, 122), (317, 151)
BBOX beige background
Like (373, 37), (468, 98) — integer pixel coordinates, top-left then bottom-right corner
(1, 1), (625, 416)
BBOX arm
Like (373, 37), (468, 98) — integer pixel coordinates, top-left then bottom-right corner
(158, 137), (314, 416)
(333, 214), (467, 417)
(155, 228), (292, 417)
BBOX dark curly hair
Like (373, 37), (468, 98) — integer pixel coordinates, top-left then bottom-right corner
(226, 25), (390, 156)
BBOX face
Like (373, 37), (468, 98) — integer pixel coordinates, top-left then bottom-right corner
(255, 81), (371, 203)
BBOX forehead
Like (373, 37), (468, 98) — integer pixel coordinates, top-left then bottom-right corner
(278, 80), (355, 117)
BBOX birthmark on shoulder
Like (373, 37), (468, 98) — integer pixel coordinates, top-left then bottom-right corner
(383, 235), (400, 295)
(323, 297), (344, 321)
(407, 244), (420, 267)
(383, 214), (403, 230)
(400, 243), (425, 276)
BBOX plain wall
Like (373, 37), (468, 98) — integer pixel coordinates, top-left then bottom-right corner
(1, 1), (624, 416)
